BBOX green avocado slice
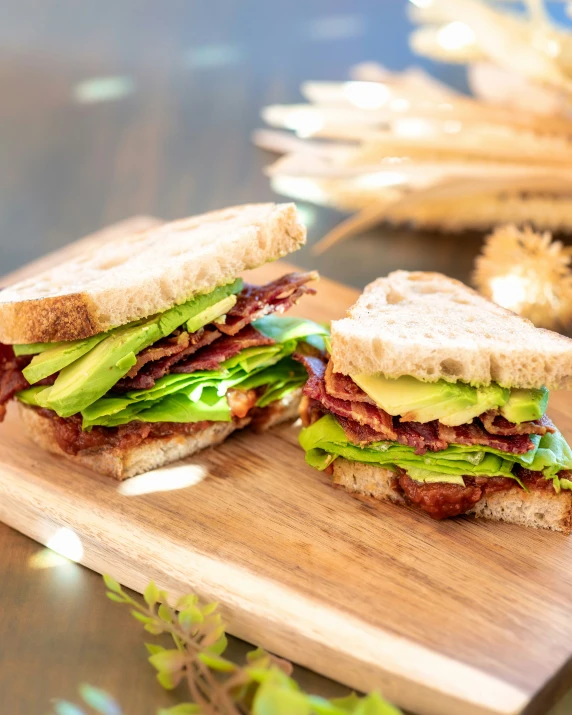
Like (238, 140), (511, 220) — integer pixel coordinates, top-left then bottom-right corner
(22, 333), (109, 385)
(439, 384), (509, 426)
(43, 279), (243, 418)
(500, 387), (549, 424)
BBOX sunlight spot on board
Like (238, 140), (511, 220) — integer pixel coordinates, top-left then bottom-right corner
(72, 76), (135, 104)
(409, 0), (433, 7)
(118, 463), (207, 496)
(305, 14), (366, 42)
(183, 44), (244, 68)
(39, 527), (84, 564)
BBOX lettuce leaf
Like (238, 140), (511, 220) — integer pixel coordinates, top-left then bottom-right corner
(299, 414), (572, 486)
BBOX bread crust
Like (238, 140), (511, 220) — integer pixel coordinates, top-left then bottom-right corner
(330, 270), (572, 390)
(332, 459), (572, 534)
(18, 390), (301, 480)
(0, 203), (306, 344)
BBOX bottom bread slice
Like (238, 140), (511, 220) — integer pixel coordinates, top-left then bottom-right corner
(332, 458), (572, 534)
(18, 390), (300, 481)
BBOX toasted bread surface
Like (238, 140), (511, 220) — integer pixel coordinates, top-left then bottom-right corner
(330, 270), (572, 389)
(0, 203), (306, 344)
(332, 458), (572, 533)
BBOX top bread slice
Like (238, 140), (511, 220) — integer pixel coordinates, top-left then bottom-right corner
(0, 203), (306, 344)
(330, 270), (572, 389)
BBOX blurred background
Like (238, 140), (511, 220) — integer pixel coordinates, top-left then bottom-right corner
(0, 0), (476, 288)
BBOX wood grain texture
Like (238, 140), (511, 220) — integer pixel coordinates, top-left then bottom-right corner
(1, 220), (572, 715)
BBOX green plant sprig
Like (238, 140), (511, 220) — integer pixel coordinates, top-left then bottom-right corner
(53, 575), (402, 715)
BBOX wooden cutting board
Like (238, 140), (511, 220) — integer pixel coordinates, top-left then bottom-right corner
(1, 217), (572, 715)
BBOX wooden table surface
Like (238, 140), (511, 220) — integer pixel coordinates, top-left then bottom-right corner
(1, 2), (570, 714)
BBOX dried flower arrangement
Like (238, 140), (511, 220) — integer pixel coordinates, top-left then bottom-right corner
(474, 224), (572, 329)
(255, 0), (572, 253)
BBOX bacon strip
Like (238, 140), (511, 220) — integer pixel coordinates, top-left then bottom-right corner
(438, 422), (533, 454)
(173, 325), (275, 374)
(125, 332), (191, 379)
(114, 328), (221, 391)
(297, 355), (538, 455)
(480, 411), (554, 436)
(217, 271), (318, 336)
(0, 345), (30, 422)
(324, 362), (375, 404)
(295, 353), (397, 440)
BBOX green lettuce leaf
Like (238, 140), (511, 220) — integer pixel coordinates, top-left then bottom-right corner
(299, 414), (572, 485)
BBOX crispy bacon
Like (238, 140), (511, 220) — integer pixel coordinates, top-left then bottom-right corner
(173, 325), (275, 374)
(0, 345), (30, 422)
(297, 354), (541, 455)
(125, 332), (191, 379)
(324, 362), (375, 404)
(295, 353), (397, 440)
(480, 411), (555, 436)
(437, 422), (534, 454)
(217, 272), (318, 336)
(114, 328), (222, 391)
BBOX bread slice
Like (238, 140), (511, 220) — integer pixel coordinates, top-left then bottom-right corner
(332, 459), (572, 534)
(330, 270), (572, 389)
(0, 203), (306, 344)
(18, 391), (301, 480)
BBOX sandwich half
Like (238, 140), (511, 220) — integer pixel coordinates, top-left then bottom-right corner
(0, 203), (328, 479)
(297, 271), (572, 533)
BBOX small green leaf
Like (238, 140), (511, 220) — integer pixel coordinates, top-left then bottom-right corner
(145, 643), (165, 655)
(144, 623), (164, 635)
(130, 610), (152, 625)
(103, 574), (122, 594)
(53, 701), (86, 715)
(176, 594), (199, 610)
(157, 704), (201, 715)
(78, 684), (122, 715)
(200, 601), (219, 616)
(158, 603), (173, 623)
(204, 633), (228, 656)
(156, 670), (184, 691)
(105, 592), (125, 604)
(148, 649), (186, 674)
(178, 605), (203, 632)
(197, 651), (237, 672)
(144, 581), (159, 608)
(253, 682), (310, 715)
(247, 647), (268, 663)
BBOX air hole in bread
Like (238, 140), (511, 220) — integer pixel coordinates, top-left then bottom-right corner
(386, 289), (404, 304)
(440, 358), (463, 376)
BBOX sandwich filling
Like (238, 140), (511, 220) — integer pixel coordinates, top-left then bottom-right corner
(297, 355), (572, 519)
(0, 272), (327, 455)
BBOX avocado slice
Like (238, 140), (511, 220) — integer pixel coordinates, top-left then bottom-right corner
(440, 384), (509, 426)
(500, 387), (549, 424)
(186, 294), (236, 333)
(351, 373), (477, 423)
(23, 333), (109, 385)
(45, 279), (243, 418)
